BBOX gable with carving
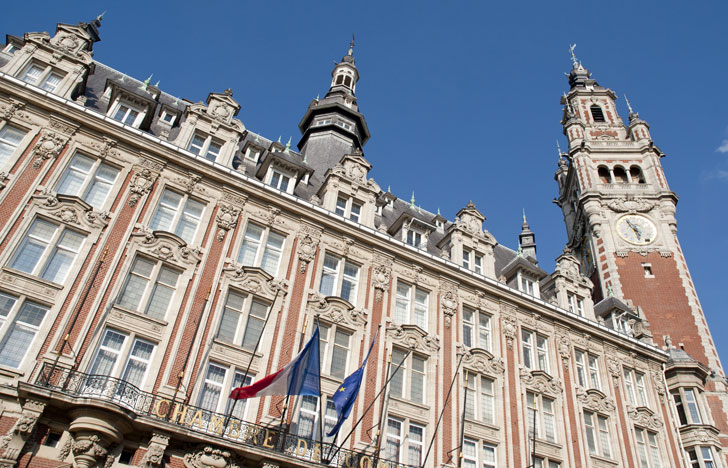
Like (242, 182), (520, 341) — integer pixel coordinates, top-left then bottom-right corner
(386, 321), (440, 353)
(307, 292), (367, 329)
(130, 228), (202, 267)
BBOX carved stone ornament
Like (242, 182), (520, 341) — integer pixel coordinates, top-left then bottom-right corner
(385, 321), (440, 353)
(296, 224), (322, 273)
(307, 292), (367, 328)
(0, 172), (8, 191)
(132, 228), (202, 265)
(34, 192), (109, 229)
(128, 167), (159, 207)
(650, 369), (667, 398)
(627, 405), (663, 431)
(176, 173), (204, 194)
(222, 264), (289, 299)
(215, 202), (242, 242)
(31, 130), (69, 169)
(372, 255), (393, 303)
(72, 434), (108, 468)
(606, 356), (622, 385)
(0, 400), (46, 462)
(607, 197), (657, 213)
(0, 98), (26, 122)
(520, 369), (563, 396)
(440, 280), (459, 328)
(501, 310), (518, 349)
(90, 137), (119, 159)
(556, 333), (571, 368)
(576, 388), (616, 413)
(184, 445), (240, 468)
(140, 432), (170, 468)
(461, 348), (505, 375)
(57, 436), (72, 461)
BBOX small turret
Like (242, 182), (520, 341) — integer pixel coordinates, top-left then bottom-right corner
(519, 210), (537, 262)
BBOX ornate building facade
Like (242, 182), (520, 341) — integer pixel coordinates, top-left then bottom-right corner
(0, 16), (723, 468)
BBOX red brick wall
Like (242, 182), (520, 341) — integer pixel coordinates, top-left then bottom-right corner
(615, 252), (706, 363)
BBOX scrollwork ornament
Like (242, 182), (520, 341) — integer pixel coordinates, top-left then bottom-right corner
(183, 445), (240, 468)
(128, 168), (158, 207)
(296, 225), (322, 273)
(372, 262), (391, 303)
(607, 356), (621, 385)
(0, 99), (25, 122)
(440, 280), (459, 328)
(557, 334), (571, 368)
(501, 312), (517, 349)
(215, 202), (241, 241)
(31, 130), (68, 169)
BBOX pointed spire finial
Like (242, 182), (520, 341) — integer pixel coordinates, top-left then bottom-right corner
(154, 80), (160, 88)
(285, 137), (291, 153)
(97, 11), (106, 22)
(437, 208), (441, 216)
(141, 74), (153, 91)
(277, 136), (281, 143)
(523, 208), (527, 223)
(348, 33), (355, 56)
(556, 140), (563, 158)
(410, 191), (416, 208)
(625, 94), (634, 114)
(569, 44), (579, 68)
(387, 185), (391, 193)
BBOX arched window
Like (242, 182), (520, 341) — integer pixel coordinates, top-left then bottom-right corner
(598, 166), (611, 184)
(336, 75), (344, 85)
(344, 76), (352, 87)
(590, 105), (606, 123)
(630, 166), (646, 184)
(613, 166), (628, 184)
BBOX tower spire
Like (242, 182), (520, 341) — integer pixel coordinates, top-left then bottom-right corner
(348, 33), (355, 57)
(519, 211), (537, 262)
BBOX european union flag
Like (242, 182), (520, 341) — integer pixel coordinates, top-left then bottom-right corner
(326, 329), (378, 437)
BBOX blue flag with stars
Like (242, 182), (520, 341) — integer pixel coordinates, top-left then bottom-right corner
(326, 328), (379, 438)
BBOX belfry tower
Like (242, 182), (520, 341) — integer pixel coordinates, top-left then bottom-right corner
(555, 48), (728, 458)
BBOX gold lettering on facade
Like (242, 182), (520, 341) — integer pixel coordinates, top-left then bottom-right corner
(154, 399), (170, 418)
(209, 415), (225, 434)
(229, 420), (241, 438)
(170, 403), (188, 424)
(359, 455), (372, 468)
(296, 438), (308, 456)
(313, 443), (322, 462)
(188, 409), (204, 428)
(263, 429), (275, 448)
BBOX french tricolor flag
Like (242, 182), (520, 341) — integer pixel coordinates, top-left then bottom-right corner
(229, 327), (320, 400)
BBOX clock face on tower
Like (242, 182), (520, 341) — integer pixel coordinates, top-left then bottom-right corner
(616, 214), (657, 245)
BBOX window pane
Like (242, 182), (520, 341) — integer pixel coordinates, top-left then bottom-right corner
(120, 339), (154, 388)
(238, 223), (263, 265)
(41, 229), (84, 283)
(0, 293), (18, 319)
(198, 363), (226, 411)
(0, 125), (27, 167)
(118, 258), (155, 311)
(57, 154), (94, 196)
(84, 164), (119, 209)
(217, 291), (243, 343)
(0, 302), (48, 367)
(89, 330), (126, 375)
(175, 198), (204, 243)
(413, 289), (428, 330)
(390, 349), (406, 398)
(11, 219), (57, 274)
(241, 300), (268, 350)
(407, 424), (423, 466)
(395, 283), (410, 323)
(261, 231), (285, 276)
(150, 190), (182, 232)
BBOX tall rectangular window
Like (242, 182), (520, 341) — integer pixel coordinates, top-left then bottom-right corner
(527, 391), (556, 443)
(0, 124), (27, 168)
(463, 249), (484, 274)
(522, 330), (549, 372)
(149, 189), (205, 244)
(237, 223), (285, 276)
(319, 323), (352, 379)
(406, 229), (423, 248)
(384, 417), (425, 466)
(20, 63), (64, 93)
(575, 350), (600, 389)
(294, 395), (336, 442)
(198, 362), (253, 418)
(672, 388), (703, 425)
(389, 349), (426, 404)
(270, 170), (291, 192)
(56, 153), (120, 210)
(335, 195), (362, 222)
(624, 368), (649, 407)
(584, 410), (612, 458)
(0, 298), (48, 368)
(319, 253), (359, 304)
(10, 218), (85, 284)
(462, 306), (491, 351)
(687, 447), (718, 468)
(635, 428), (662, 468)
(88, 329), (156, 390)
(215, 290), (269, 351)
(394, 281), (428, 330)
(117, 257), (180, 320)
(464, 373), (495, 425)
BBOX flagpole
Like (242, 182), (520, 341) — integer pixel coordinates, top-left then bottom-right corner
(314, 314), (325, 461)
(224, 288), (281, 428)
(280, 314), (309, 431)
(328, 347), (414, 463)
(374, 350), (393, 460)
(421, 351), (465, 468)
(457, 368), (469, 468)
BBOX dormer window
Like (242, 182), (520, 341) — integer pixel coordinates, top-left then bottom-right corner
(517, 272), (539, 297)
(159, 109), (178, 126)
(335, 196), (362, 223)
(109, 99), (145, 127)
(20, 63), (64, 94)
(270, 170), (292, 192)
(590, 105), (605, 123)
(315, 119), (332, 127)
(188, 133), (222, 162)
(463, 249), (483, 274)
(244, 147), (261, 163)
(406, 230), (423, 248)
(2, 43), (18, 55)
(336, 120), (352, 131)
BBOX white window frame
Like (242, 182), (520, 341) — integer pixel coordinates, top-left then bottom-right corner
(521, 329), (549, 373)
(527, 391), (557, 443)
(389, 348), (426, 404)
(568, 293), (584, 316)
(624, 368), (649, 407)
(236, 221), (286, 277)
(672, 387), (703, 426)
(394, 281), (429, 330)
(87, 328), (156, 391)
(687, 446), (719, 468)
(385, 416), (425, 466)
(533, 457), (561, 468)
(159, 109), (177, 126)
(2, 43), (18, 55)
(107, 98), (146, 128)
(518, 271), (539, 297)
(634, 427), (663, 468)
(462, 306), (491, 351)
(9, 217), (86, 285)
(0, 122), (29, 169)
(244, 146), (262, 163)
(149, 188), (206, 244)
(461, 438), (497, 468)
(116, 256), (181, 321)
(575, 350), (600, 390)
(334, 195), (363, 223)
(406, 229), (424, 248)
(268, 168), (295, 194)
(318, 252), (359, 304)
(19, 62), (64, 94)
(215, 289), (270, 351)
(584, 410), (612, 459)
(293, 395), (337, 442)
(463, 249), (484, 274)
(55, 152), (121, 210)
(319, 322), (352, 379)
(187, 132), (222, 162)
(464, 373), (496, 425)
(0, 292), (49, 369)
(197, 361), (253, 419)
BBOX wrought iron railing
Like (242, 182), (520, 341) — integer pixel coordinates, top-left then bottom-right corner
(35, 363), (417, 468)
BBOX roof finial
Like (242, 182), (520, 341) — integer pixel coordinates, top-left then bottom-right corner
(348, 33), (355, 56)
(437, 207), (441, 216)
(96, 11), (106, 22)
(410, 191), (416, 208)
(569, 44), (579, 68)
(625, 94), (634, 114)
(387, 185), (391, 193)
(141, 74), (152, 91)
(522, 208), (527, 223)
(556, 140), (563, 158)
(285, 137), (291, 153)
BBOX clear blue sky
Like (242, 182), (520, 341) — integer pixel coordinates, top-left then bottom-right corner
(3, 1), (727, 365)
